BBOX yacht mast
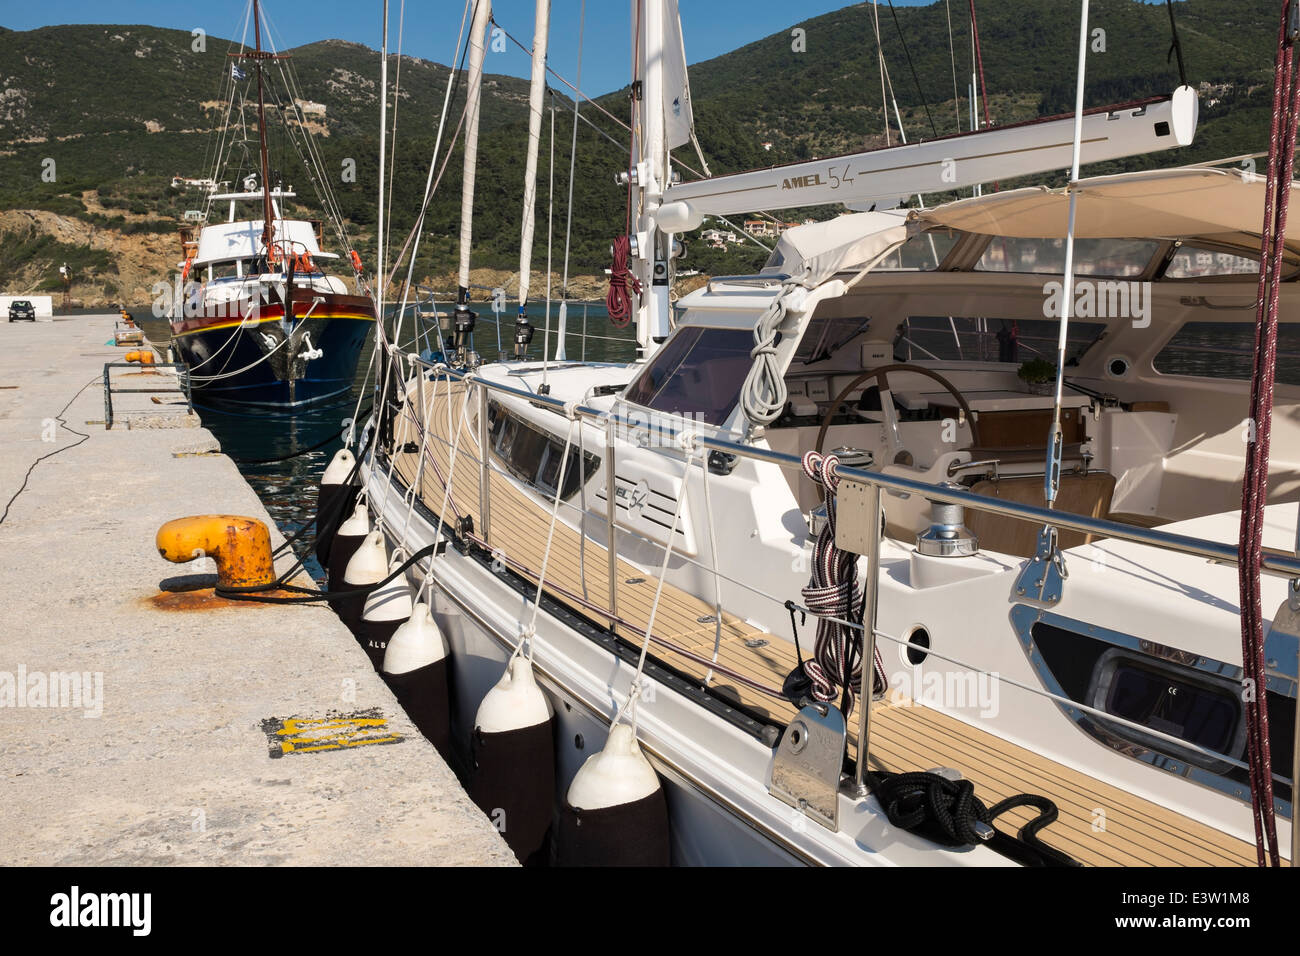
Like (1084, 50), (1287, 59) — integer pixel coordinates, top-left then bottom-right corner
(251, 0), (275, 256)
(457, 0), (493, 316)
(517, 0), (551, 323)
(377, 0), (389, 319)
(631, 0), (673, 358)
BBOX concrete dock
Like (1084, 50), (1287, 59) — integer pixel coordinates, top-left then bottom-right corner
(0, 313), (514, 866)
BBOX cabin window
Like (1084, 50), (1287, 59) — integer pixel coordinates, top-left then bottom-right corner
(895, 316), (1104, 364)
(1154, 322), (1300, 386)
(1163, 246), (1259, 279)
(623, 326), (755, 426)
(794, 316), (871, 365)
(873, 229), (959, 271)
(976, 237), (1159, 277)
(488, 402), (599, 500)
(762, 246), (787, 272)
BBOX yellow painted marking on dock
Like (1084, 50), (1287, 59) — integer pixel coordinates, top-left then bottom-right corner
(265, 715), (404, 757)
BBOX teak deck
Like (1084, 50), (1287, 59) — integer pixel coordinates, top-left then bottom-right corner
(389, 378), (1269, 867)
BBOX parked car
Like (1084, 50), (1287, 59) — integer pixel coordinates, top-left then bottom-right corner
(7, 300), (36, 322)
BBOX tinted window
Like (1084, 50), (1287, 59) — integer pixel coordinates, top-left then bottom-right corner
(874, 229), (958, 271)
(1154, 322), (1300, 386)
(1164, 246), (1259, 279)
(977, 237), (1159, 277)
(896, 316), (1104, 365)
(488, 402), (599, 500)
(1104, 661), (1238, 755)
(624, 326), (755, 425)
(794, 316), (871, 365)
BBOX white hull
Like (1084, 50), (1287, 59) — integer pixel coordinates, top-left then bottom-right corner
(365, 456), (1002, 867)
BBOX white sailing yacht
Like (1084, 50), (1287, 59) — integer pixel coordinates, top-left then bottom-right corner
(350, 0), (1297, 866)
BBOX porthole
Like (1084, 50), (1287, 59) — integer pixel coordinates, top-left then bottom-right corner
(1106, 355), (1132, 380)
(905, 627), (931, 665)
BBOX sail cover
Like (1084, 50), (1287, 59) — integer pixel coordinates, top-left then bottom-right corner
(919, 166), (1300, 253)
(662, 0), (693, 150)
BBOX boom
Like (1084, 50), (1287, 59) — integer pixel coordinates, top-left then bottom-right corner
(657, 88), (1198, 226)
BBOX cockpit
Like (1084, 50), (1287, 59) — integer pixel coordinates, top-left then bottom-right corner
(627, 167), (1300, 560)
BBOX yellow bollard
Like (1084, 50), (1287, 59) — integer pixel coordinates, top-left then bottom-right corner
(156, 515), (275, 589)
(124, 350), (155, 365)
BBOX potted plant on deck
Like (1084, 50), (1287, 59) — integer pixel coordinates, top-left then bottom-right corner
(1017, 358), (1057, 395)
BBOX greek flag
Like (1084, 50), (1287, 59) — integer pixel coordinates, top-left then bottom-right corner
(231, 64), (247, 81)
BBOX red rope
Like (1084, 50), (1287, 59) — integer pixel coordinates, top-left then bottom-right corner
(967, 0), (993, 131)
(1236, 0), (1299, 869)
(606, 234), (640, 328)
(605, 2), (644, 331)
(968, 0), (998, 191)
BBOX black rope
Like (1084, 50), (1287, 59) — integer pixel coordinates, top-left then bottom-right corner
(0, 377), (96, 528)
(229, 405), (372, 464)
(268, 427), (369, 559)
(215, 538), (438, 604)
(868, 769), (1081, 866)
(1165, 0), (1189, 88)
(781, 600), (814, 702)
(886, 0), (940, 139)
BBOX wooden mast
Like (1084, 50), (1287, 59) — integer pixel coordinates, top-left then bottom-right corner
(252, 0), (275, 257)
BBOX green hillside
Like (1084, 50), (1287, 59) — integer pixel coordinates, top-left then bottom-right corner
(0, 1), (1288, 304)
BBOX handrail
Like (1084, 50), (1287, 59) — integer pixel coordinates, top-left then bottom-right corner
(416, 357), (1300, 579)
(706, 273), (790, 293)
(393, 355), (1300, 830)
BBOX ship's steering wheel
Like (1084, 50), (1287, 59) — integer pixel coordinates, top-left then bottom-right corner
(811, 364), (981, 499)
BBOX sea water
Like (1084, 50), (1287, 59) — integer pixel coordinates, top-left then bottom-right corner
(137, 301), (634, 581)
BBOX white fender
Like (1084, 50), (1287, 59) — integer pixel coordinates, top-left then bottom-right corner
(363, 554), (413, 623)
(344, 529), (389, 586)
(475, 656), (551, 733)
(383, 602), (448, 675)
(566, 723), (661, 811)
(337, 502), (370, 538)
(322, 448), (356, 486)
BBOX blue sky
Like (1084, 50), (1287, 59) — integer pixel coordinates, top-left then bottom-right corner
(2, 0), (937, 97)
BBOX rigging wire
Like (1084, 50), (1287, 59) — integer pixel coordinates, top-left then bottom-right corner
(386, 0), (407, 263)
(945, 0), (963, 134)
(557, 0), (587, 336)
(388, 0), (475, 319)
(885, 0), (939, 138)
(873, 1), (891, 146)
(1164, 0), (1189, 88)
(967, 0), (993, 131)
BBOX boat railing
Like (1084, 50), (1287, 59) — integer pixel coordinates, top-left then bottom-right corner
(402, 357), (1299, 850)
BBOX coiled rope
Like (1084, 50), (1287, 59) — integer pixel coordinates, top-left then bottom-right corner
(798, 450), (886, 717)
(605, 234), (640, 329)
(739, 279), (800, 427)
(868, 769), (1079, 866)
